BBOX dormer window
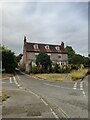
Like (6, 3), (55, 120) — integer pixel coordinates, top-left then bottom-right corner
(45, 45), (49, 49)
(55, 46), (60, 50)
(34, 44), (38, 49)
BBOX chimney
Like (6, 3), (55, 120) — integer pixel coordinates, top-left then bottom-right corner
(61, 41), (64, 50)
(24, 36), (26, 43)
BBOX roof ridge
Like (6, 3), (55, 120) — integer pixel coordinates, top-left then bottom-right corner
(26, 41), (61, 46)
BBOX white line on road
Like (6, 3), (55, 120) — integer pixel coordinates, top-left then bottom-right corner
(73, 82), (77, 90)
(41, 98), (48, 106)
(50, 108), (58, 119)
(13, 77), (18, 85)
(58, 107), (70, 119)
(9, 77), (12, 83)
(28, 90), (40, 98)
(44, 83), (74, 90)
(80, 81), (84, 91)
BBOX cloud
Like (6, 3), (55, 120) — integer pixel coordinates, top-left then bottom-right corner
(2, 2), (88, 56)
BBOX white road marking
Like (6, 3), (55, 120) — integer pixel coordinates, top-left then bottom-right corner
(41, 98), (48, 106)
(73, 82), (77, 90)
(13, 77), (18, 85)
(80, 81), (83, 91)
(1, 77), (9, 80)
(28, 90), (40, 98)
(9, 77), (12, 83)
(44, 83), (74, 90)
(17, 75), (21, 81)
(50, 108), (58, 119)
(58, 107), (70, 119)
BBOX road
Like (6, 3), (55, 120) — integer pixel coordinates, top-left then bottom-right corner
(2, 71), (88, 119)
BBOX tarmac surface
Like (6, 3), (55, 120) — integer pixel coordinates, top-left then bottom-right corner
(2, 71), (89, 119)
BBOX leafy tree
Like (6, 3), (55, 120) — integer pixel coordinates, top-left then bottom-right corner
(71, 54), (84, 65)
(16, 53), (23, 63)
(65, 46), (75, 64)
(36, 52), (52, 73)
(1, 46), (17, 73)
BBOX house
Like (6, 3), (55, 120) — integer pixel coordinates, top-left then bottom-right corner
(20, 36), (68, 73)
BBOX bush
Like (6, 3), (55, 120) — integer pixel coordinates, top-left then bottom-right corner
(51, 63), (60, 73)
(31, 65), (37, 74)
(71, 69), (87, 81)
(60, 65), (70, 73)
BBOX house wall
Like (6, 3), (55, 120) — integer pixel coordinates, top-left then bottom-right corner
(26, 52), (68, 64)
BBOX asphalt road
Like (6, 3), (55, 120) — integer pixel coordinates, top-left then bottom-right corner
(2, 71), (89, 119)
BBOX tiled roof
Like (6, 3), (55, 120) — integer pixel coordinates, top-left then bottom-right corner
(25, 42), (67, 54)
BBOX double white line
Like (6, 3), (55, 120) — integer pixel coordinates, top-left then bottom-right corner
(73, 81), (86, 96)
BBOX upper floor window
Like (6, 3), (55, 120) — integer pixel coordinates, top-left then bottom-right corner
(34, 44), (38, 49)
(45, 45), (49, 49)
(55, 46), (60, 50)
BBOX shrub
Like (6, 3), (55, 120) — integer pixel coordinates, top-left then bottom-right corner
(71, 68), (87, 81)
(31, 65), (37, 74)
(51, 63), (60, 73)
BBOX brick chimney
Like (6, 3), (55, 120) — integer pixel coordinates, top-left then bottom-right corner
(61, 41), (64, 50)
(24, 36), (26, 43)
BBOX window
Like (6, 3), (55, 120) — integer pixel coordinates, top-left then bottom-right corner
(55, 46), (60, 50)
(45, 45), (49, 49)
(34, 44), (38, 49)
(48, 53), (51, 56)
(58, 54), (61, 59)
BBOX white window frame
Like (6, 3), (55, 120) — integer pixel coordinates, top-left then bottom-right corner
(48, 53), (51, 56)
(34, 44), (38, 49)
(45, 45), (49, 49)
(55, 46), (60, 50)
(35, 53), (39, 55)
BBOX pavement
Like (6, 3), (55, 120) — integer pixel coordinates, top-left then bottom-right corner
(2, 70), (89, 119)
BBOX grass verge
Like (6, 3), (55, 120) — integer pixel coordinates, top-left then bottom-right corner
(71, 69), (88, 81)
(0, 73), (14, 78)
(33, 73), (71, 81)
(0, 91), (10, 102)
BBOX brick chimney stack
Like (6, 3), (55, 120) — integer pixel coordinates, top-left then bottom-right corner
(61, 41), (64, 50)
(24, 36), (26, 43)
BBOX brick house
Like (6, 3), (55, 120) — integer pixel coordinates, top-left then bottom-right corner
(20, 36), (68, 73)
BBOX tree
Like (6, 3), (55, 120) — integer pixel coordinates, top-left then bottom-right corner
(71, 54), (84, 65)
(1, 46), (17, 73)
(36, 52), (52, 73)
(16, 53), (23, 63)
(65, 46), (75, 64)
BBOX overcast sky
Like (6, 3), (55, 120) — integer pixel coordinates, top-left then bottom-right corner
(0, 1), (89, 56)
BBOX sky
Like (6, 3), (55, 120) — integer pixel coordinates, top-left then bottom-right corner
(0, 1), (89, 56)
